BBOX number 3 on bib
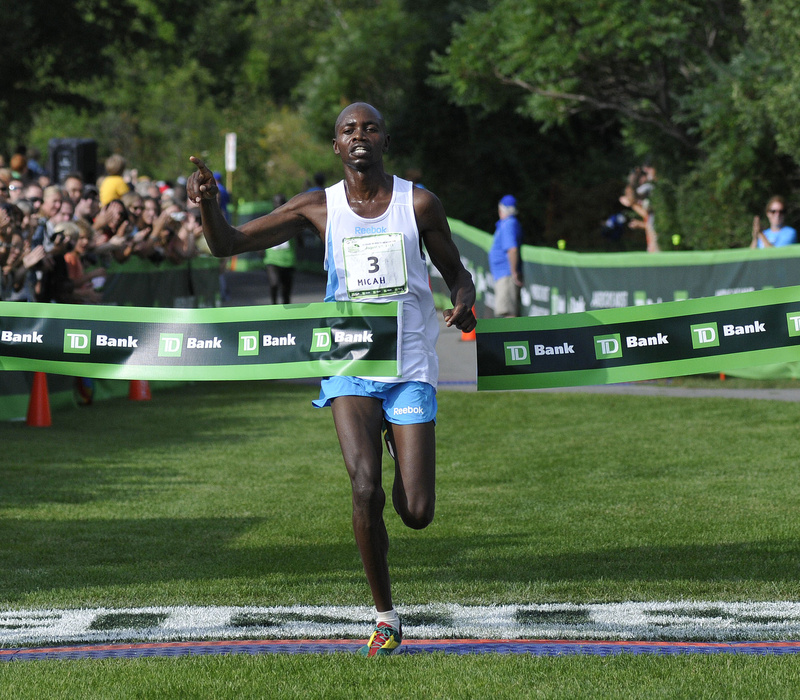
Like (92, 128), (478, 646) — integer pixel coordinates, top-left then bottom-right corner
(343, 233), (408, 299)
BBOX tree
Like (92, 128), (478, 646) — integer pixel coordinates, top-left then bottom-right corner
(650, 1), (800, 248)
(431, 0), (800, 248)
(741, 1), (800, 163)
(433, 1), (747, 155)
(0, 0), (154, 148)
(25, 0), (795, 251)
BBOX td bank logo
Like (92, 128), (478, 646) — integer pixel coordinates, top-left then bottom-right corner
(64, 329), (91, 354)
(691, 322), (719, 349)
(310, 328), (332, 352)
(159, 333), (184, 357)
(238, 331), (260, 356)
(787, 313), (800, 337)
(594, 333), (622, 360)
(504, 341), (530, 365)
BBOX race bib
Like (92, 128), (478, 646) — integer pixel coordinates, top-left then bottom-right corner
(343, 233), (408, 299)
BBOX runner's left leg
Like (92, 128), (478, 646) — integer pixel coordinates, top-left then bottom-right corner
(385, 421), (436, 530)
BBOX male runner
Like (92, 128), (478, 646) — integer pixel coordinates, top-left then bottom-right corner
(187, 102), (476, 656)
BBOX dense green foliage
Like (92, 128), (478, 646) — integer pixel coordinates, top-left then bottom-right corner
(434, 0), (800, 249)
(5, 1), (800, 249)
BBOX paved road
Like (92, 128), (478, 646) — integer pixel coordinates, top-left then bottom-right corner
(223, 269), (800, 401)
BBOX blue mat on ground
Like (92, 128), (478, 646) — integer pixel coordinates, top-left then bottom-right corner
(4, 638), (800, 661)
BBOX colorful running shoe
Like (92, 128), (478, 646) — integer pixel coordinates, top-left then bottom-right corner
(73, 377), (94, 406)
(358, 621), (402, 657)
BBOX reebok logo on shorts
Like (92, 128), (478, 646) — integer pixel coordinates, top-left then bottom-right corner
(393, 406), (424, 416)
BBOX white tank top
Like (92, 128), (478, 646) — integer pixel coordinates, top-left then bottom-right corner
(324, 176), (439, 386)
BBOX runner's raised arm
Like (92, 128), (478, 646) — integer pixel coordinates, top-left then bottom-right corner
(187, 155), (326, 257)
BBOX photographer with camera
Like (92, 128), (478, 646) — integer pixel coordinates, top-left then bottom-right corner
(619, 164), (659, 253)
(25, 185), (66, 300)
(146, 204), (197, 264)
(30, 185), (63, 249)
(36, 221), (82, 303)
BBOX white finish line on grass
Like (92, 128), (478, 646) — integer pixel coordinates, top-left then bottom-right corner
(4, 602), (800, 646)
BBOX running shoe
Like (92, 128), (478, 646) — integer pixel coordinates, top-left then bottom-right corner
(74, 377), (94, 406)
(358, 621), (402, 657)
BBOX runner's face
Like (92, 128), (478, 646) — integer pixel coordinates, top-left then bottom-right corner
(333, 106), (388, 170)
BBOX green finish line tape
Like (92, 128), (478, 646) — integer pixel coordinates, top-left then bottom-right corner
(0, 301), (400, 381)
(476, 286), (800, 390)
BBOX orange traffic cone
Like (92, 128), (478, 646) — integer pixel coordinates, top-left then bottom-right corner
(460, 307), (477, 342)
(26, 372), (52, 427)
(128, 380), (151, 401)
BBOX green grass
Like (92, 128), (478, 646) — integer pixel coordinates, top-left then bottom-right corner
(5, 381), (799, 607)
(2, 654), (800, 699)
(3, 380), (800, 695)
(646, 373), (800, 389)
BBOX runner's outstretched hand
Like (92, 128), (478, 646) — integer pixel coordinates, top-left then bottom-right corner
(187, 157), (219, 204)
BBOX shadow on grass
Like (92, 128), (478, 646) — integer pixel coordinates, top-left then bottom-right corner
(3, 518), (800, 602)
(0, 464), (186, 507)
(0, 516), (358, 601)
(0, 381), (326, 508)
(390, 533), (800, 587)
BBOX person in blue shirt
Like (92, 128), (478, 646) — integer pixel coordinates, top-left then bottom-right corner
(751, 196), (797, 248)
(488, 194), (524, 317)
(212, 171), (231, 222)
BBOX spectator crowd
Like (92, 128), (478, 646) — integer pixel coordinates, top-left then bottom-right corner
(0, 147), (210, 303)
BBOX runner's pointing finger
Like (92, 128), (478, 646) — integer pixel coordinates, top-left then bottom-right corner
(187, 156), (218, 203)
(189, 155), (208, 173)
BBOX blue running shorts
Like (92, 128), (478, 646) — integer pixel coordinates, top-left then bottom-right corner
(312, 376), (437, 425)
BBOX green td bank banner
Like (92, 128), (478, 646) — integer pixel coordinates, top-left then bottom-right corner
(477, 286), (800, 390)
(438, 219), (800, 319)
(0, 302), (399, 381)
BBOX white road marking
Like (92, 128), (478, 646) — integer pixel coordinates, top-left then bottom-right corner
(3, 602), (800, 646)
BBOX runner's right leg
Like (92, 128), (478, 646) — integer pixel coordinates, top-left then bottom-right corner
(331, 395), (393, 612)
